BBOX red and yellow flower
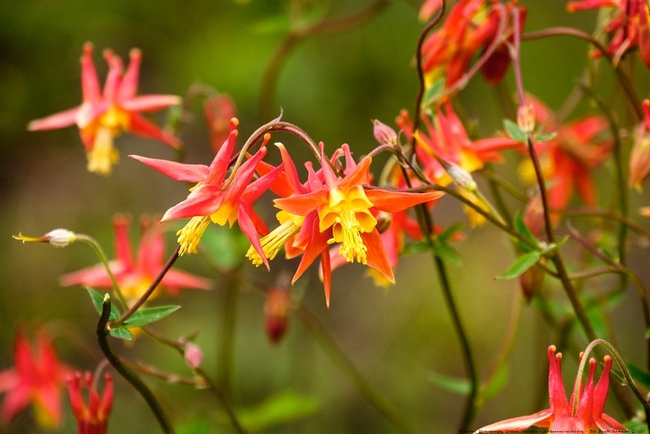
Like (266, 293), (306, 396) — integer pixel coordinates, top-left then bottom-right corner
(249, 143), (443, 306)
(60, 214), (211, 302)
(67, 371), (113, 434)
(131, 119), (281, 266)
(474, 345), (627, 433)
(28, 42), (181, 175)
(0, 329), (72, 429)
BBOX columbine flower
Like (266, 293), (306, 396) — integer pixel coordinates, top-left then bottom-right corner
(474, 345), (627, 433)
(518, 95), (613, 219)
(568, 0), (650, 68)
(60, 214), (211, 302)
(398, 101), (521, 186)
(67, 371), (113, 434)
(131, 119), (281, 266)
(265, 143), (443, 306)
(0, 329), (72, 429)
(419, 0), (525, 90)
(28, 42), (181, 175)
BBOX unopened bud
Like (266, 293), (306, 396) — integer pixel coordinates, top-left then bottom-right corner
(372, 119), (398, 146)
(517, 103), (535, 134)
(629, 123), (650, 192)
(445, 162), (477, 191)
(265, 286), (291, 344)
(13, 229), (76, 248)
(183, 342), (203, 370)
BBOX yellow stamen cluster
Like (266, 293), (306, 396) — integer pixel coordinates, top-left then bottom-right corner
(246, 211), (304, 266)
(87, 127), (119, 175)
(176, 216), (211, 255)
(318, 186), (377, 264)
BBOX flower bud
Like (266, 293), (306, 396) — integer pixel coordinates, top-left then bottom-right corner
(204, 93), (237, 154)
(265, 286), (291, 344)
(13, 229), (76, 247)
(629, 122), (650, 192)
(445, 162), (477, 191)
(372, 119), (398, 147)
(517, 103), (535, 134)
(183, 342), (203, 370)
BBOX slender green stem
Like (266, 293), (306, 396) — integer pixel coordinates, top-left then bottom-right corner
(76, 234), (129, 310)
(96, 294), (174, 433)
(296, 307), (418, 434)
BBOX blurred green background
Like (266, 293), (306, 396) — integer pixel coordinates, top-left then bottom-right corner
(1, 0), (649, 432)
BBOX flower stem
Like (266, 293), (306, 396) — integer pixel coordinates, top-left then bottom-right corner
(96, 294), (174, 433)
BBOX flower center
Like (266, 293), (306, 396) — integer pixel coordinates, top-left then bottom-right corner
(176, 216), (211, 255)
(318, 186), (377, 264)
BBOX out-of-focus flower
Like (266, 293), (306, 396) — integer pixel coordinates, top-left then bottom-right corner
(0, 329), (72, 429)
(262, 143), (443, 306)
(419, 0), (525, 91)
(28, 42), (181, 175)
(629, 99), (650, 191)
(568, 0), (650, 68)
(183, 343), (203, 370)
(131, 119), (281, 266)
(398, 102), (521, 187)
(67, 371), (113, 434)
(204, 93), (237, 153)
(474, 345), (627, 433)
(518, 96), (612, 222)
(60, 214), (211, 302)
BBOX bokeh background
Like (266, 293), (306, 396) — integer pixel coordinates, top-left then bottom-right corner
(1, 0), (649, 432)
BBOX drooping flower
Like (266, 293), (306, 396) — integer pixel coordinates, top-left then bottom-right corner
(474, 345), (627, 433)
(518, 96), (613, 220)
(0, 329), (72, 429)
(66, 371), (113, 434)
(259, 143), (443, 306)
(567, 0), (650, 69)
(419, 0), (526, 91)
(28, 42), (181, 175)
(398, 101), (521, 187)
(130, 119), (281, 267)
(204, 93), (237, 154)
(59, 214), (211, 302)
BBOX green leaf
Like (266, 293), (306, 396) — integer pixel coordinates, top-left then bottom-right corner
(536, 131), (557, 142)
(496, 251), (540, 280)
(123, 305), (181, 328)
(109, 326), (133, 341)
(87, 288), (121, 321)
(433, 243), (463, 267)
(437, 222), (466, 244)
(513, 212), (539, 251)
(483, 364), (509, 401)
(402, 240), (433, 256)
(428, 371), (470, 396)
(503, 118), (527, 143)
(236, 390), (320, 431)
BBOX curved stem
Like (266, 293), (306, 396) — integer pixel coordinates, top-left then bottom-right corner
(76, 234), (129, 310)
(96, 294), (174, 433)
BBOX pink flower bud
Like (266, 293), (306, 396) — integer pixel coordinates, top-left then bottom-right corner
(372, 119), (398, 146)
(184, 342), (203, 370)
(265, 287), (291, 344)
